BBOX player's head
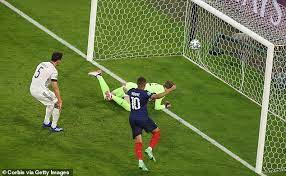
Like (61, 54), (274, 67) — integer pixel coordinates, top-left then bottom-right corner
(51, 52), (63, 66)
(137, 76), (147, 89)
(163, 80), (174, 89)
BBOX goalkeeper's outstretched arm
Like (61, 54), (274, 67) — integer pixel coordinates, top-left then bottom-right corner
(151, 85), (176, 100)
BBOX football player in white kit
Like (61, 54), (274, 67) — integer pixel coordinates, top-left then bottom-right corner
(30, 52), (63, 132)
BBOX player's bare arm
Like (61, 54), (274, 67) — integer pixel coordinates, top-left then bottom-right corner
(51, 81), (62, 110)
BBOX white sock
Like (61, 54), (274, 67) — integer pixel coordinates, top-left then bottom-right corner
(44, 105), (54, 125)
(51, 108), (60, 128)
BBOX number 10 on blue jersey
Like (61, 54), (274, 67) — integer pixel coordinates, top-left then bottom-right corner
(131, 97), (141, 110)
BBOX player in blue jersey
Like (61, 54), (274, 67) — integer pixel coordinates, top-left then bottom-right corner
(126, 77), (176, 171)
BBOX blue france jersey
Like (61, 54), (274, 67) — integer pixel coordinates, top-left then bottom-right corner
(127, 88), (153, 118)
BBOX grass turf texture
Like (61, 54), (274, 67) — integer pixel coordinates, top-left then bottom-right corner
(1, 0), (284, 175)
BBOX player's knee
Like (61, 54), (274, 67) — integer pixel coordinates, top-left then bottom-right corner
(47, 105), (53, 108)
(152, 129), (160, 139)
(153, 128), (160, 133)
(46, 105), (54, 111)
(135, 135), (142, 143)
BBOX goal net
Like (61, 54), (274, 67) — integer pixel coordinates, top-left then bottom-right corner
(184, 0), (286, 173)
(87, 0), (286, 173)
(91, 0), (186, 60)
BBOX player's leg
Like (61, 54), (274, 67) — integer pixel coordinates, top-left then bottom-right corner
(111, 95), (131, 111)
(111, 82), (137, 98)
(130, 118), (148, 171)
(98, 75), (111, 100)
(109, 82), (136, 110)
(42, 105), (53, 128)
(144, 118), (160, 162)
(111, 86), (125, 98)
(135, 135), (143, 164)
(42, 90), (63, 132)
(135, 135), (148, 171)
(149, 127), (160, 149)
(50, 103), (63, 132)
(106, 87), (131, 111)
(31, 90), (61, 131)
(33, 96), (53, 127)
(88, 70), (110, 99)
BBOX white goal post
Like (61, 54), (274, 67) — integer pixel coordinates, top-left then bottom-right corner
(187, 0), (275, 174)
(87, 0), (286, 174)
(87, 0), (98, 61)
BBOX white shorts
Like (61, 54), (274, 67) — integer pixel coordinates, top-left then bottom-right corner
(30, 88), (58, 106)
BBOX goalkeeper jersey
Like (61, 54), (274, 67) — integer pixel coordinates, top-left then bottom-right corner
(145, 83), (165, 94)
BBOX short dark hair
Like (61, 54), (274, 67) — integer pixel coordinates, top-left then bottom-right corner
(137, 77), (147, 87)
(51, 52), (63, 61)
(163, 80), (174, 89)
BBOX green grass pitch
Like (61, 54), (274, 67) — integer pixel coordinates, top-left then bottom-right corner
(0, 0), (283, 175)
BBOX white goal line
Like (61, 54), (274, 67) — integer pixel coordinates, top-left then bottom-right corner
(0, 1), (266, 175)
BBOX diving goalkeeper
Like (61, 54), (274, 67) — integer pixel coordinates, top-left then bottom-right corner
(88, 70), (173, 111)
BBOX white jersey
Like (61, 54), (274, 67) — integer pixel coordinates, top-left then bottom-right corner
(30, 62), (58, 92)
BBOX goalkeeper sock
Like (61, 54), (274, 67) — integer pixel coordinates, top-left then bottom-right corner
(135, 142), (143, 160)
(97, 75), (110, 99)
(44, 105), (54, 124)
(112, 95), (131, 111)
(149, 131), (160, 149)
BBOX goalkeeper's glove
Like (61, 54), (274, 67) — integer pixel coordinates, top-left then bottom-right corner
(165, 101), (171, 109)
